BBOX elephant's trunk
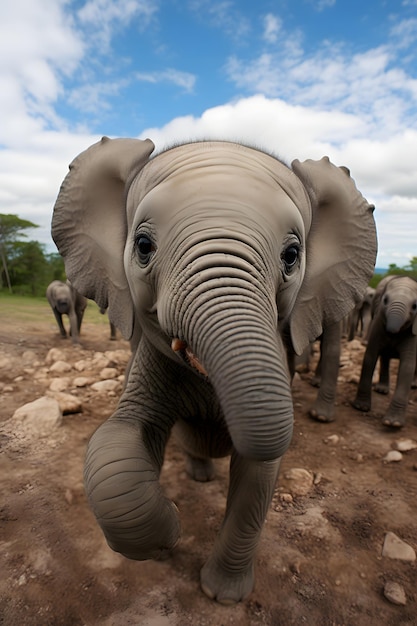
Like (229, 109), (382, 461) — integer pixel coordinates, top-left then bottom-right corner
(385, 305), (409, 333)
(161, 253), (294, 461)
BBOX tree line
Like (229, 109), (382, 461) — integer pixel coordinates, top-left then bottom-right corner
(0, 212), (416, 298)
(0, 214), (65, 296)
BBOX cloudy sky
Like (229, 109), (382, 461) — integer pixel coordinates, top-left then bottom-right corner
(1, 0), (416, 268)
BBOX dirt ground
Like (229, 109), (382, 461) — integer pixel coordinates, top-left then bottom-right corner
(0, 312), (416, 626)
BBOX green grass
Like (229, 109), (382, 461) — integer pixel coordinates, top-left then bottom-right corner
(0, 293), (110, 326)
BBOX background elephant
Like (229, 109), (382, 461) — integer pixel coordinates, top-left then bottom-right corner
(46, 280), (87, 344)
(352, 275), (417, 427)
(51, 137), (376, 604)
(348, 285), (375, 342)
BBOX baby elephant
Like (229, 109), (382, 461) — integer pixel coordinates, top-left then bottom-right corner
(352, 275), (417, 427)
(46, 280), (87, 344)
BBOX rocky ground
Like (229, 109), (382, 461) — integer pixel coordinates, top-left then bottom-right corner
(0, 311), (416, 626)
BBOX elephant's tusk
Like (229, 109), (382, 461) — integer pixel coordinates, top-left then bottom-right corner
(171, 338), (208, 377)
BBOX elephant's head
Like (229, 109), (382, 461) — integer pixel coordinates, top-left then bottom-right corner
(52, 138), (376, 463)
(374, 275), (417, 334)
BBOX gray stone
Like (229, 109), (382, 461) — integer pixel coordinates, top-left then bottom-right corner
(12, 396), (62, 435)
(383, 581), (407, 605)
(382, 532), (416, 561)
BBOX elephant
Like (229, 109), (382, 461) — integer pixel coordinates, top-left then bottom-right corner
(51, 137), (377, 604)
(348, 285), (375, 342)
(352, 275), (417, 427)
(46, 280), (87, 343)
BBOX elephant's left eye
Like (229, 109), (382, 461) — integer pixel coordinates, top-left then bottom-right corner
(282, 244), (300, 273)
(135, 234), (156, 265)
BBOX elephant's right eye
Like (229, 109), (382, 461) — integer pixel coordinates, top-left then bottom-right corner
(282, 244), (300, 274)
(135, 234), (156, 265)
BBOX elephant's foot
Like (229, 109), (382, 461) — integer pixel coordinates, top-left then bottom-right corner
(382, 408), (406, 429)
(200, 557), (254, 605)
(309, 406), (335, 423)
(351, 395), (371, 412)
(374, 383), (389, 395)
(185, 455), (215, 482)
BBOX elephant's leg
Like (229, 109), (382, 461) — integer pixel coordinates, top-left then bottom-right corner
(200, 452), (281, 605)
(85, 416), (181, 559)
(53, 309), (67, 337)
(185, 454), (215, 482)
(382, 344), (416, 428)
(352, 331), (380, 412)
(68, 310), (80, 343)
(309, 322), (341, 423)
(310, 347), (322, 387)
(109, 321), (117, 340)
(374, 354), (390, 394)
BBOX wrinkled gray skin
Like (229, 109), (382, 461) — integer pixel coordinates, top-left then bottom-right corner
(51, 138), (376, 604)
(352, 275), (417, 427)
(348, 285), (376, 343)
(46, 280), (87, 344)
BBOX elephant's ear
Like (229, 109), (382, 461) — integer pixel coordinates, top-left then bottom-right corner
(289, 156), (377, 355)
(52, 136), (155, 340)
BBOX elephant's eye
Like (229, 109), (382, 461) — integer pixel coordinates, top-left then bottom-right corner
(135, 234), (156, 265)
(282, 244), (299, 273)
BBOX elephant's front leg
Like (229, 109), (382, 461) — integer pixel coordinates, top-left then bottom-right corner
(382, 343), (416, 427)
(309, 322), (341, 423)
(352, 330), (380, 412)
(200, 452), (281, 604)
(53, 309), (67, 337)
(84, 350), (181, 561)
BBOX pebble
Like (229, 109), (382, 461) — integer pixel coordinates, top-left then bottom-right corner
(323, 434), (339, 445)
(393, 438), (417, 452)
(382, 532), (416, 561)
(281, 468), (314, 496)
(383, 581), (407, 605)
(383, 450), (403, 463)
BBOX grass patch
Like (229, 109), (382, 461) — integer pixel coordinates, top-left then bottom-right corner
(0, 293), (110, 327)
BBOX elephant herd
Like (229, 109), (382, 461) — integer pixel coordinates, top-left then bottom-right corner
(302, 275), (417, 429)
(48, 137), (416, 605)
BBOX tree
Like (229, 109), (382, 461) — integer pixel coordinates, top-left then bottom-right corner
(0, 214), (38, 292)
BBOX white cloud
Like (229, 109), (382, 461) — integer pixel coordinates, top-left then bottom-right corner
(262, 14), (282, 44)
(77, 0), (157, 50)
(136, 69), (196, 92)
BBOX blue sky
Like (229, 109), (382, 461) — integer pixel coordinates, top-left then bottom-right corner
(1, 0), (417, 268)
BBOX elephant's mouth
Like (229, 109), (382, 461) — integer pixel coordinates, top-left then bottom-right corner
(171, 338), (208, 377)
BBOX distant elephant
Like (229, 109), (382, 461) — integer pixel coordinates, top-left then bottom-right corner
(46, 280), (87, 343)
(352, 275), (417, 427)
(348, 285), (375, 342)
(51, 137), (376, 604)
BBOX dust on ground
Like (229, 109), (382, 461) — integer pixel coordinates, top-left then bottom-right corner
(0, 314), (416, 626)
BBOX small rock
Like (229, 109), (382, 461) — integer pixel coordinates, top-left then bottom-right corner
(383, 581), (407, 605)
(14, 375), (24, 382)
(281, 468), (314, 496)
(382, 532), (416, 561)
(73, 376), (93, 387)
(50, 360), (72, 373)
(383, 450), (403, 463)
(99, 367), (118, 380)
(280, 493), (293, 503)
(12, 397), (62, 436)
(45, 348), (66, 365)
(91, 379), (120, 393)
(64, 489), (74, 504)
(393, 438), (417, 452)
(47, 391), (82, 415)
(324, 434), (339, 445)
(49, 378), (70, 392)
(74, 359), (91, 372)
